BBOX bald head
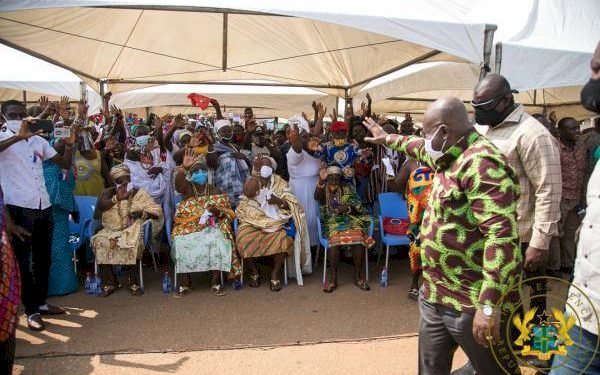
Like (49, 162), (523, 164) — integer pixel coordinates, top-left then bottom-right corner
(422, 97), (472, 153)
(474, 74), (512, 98)
(424, 97), (470, 133)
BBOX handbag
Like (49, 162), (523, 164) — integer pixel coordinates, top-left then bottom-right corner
(383, 217), (408, 235)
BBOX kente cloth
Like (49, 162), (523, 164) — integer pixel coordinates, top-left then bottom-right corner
(406, 165), (434, 274)
(0, 231), (20, 341)
(235, 175), (311, 284)
(212, 141), (250, 207)
(92, 188), (163, 265)
(171, 191), (241, 277)
(320, 185), (374, 249)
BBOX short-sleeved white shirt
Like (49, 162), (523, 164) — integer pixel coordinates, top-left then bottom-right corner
(0, 129), (57, 209)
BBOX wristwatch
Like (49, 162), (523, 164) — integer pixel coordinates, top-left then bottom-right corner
(482, 304), (495, 318)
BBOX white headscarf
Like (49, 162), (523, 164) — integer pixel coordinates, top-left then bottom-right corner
(214, 119), (232, 134)
(288, 115), (309, 133)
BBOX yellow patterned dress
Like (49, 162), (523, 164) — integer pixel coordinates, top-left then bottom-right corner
(406, 165), (433, 273)
(171, 189), (241, 277)
(92, 188), (163, 265)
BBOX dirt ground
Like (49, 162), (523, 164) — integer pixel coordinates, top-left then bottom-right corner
(12, 255), (545, 374)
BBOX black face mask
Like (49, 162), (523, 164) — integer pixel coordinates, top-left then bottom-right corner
(474, 98), (515, 127)
(581, 78), (600, 113)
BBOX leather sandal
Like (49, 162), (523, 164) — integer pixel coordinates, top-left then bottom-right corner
(173, 285), (190, 298)
(249, 274), (261, 288)
(269, 279), (282, 292)
(354, 280), (371, 291)
(129, 284), (144, 296)
(100, 285), (115, 298)
(211, 284), (227, 296)
(323, 282), (337, 293)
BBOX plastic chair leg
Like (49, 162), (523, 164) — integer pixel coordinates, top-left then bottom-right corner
(174, 263), (178, 289)
(385, 245), (390, 270)
(241, 258), (244, 287)
(139, 260), (144, 290)
(322, 247), (328, 285)
(94, 260), (98, 276)
(377, 241), (383, 266)
(220, 271), (224, 287)
(150, 244), (158, 273)
(284, 258), (288, 287)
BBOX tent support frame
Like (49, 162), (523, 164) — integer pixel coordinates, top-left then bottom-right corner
(480, 24), (497, 80)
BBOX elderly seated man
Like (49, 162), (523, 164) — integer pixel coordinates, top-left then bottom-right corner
(235, 155), (310, 291)
(315, 166), (374, 293)
(171, 150), (240, 297)
(92, 164), (164, 297)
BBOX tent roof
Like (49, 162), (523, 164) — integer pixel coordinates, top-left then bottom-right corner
(0, 0), (489, 95)
(355, 62), (596, 120)
(110, 82), (337, 118)
(0, 44), (103, 113)
(467, 0), (599, 91)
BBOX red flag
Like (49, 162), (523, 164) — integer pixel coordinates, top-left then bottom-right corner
(187, 93), (211, 110)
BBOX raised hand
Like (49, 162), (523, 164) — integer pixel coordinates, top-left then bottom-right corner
(56, 96), (71, 119)
(182, 147), (199, 170)
(317, 103), (327, 120)
(302, 112), (310, 123)
(331, 107), (338, 121)
(77, 99), (89, 120)
(209, 98), (220, 107)
(363, 117), (389, 145)
(38, 96), (49, 113)
(110, 105), (123, 118)
(16, 120), (42, 140)
(361, 101), (368, 117)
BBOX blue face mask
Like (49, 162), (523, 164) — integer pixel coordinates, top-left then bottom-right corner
(190, 170), (208, 185)
(135, 135), (150, 147)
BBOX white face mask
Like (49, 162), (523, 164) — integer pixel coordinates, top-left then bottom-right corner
(423, 126), (447, 162)
(260, 165), (273, 179)
(5, 120), (22, 133)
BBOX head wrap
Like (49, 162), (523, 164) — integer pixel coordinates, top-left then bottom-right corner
(330, 121), (348, 132)
(214, 119), (232, 134)
(288, 114), (310, 133)
(255, 154), (277, 170)
(178, 129), (193, 141)
(110, 164), (130, 180)
(326, 165), (342, 176)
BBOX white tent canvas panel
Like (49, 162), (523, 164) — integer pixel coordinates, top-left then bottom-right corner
(110, 83), (337, 118)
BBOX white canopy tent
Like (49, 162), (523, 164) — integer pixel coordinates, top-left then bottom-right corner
(354, 62), (596, 121)
(0, 44), (102, 113)
(0, 0), (494, 98)
(110, 82), (338, 118)
(468, 0), (600, 91)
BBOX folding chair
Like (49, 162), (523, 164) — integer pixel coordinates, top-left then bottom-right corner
(70, 196), (99, 272)
(317, 217), (374, 285)
(234, 218), (288, 287)
(94, 220), (152, 290)
(377, 192), (411, 275)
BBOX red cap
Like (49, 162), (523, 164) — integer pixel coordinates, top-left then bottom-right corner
(330, 121), (348, 132)
(187, 93), (211, 110)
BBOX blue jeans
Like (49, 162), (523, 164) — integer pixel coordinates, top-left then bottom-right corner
(549, 326), (600, 375)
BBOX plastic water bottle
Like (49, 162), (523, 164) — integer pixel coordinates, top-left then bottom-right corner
(380, 267), (388, 288)
(84, 272), (94, 294)
(162, 272), (172, 294)
(93, 276), (102, 296)
(232, 280), (242, 290)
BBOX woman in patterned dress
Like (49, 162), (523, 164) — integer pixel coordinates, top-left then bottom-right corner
(171, 149), (239, 297)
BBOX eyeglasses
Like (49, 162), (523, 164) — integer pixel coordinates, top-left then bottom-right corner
(471, 91), (509, 111)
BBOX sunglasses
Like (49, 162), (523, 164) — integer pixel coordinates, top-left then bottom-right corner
(471, 91), (510, 111)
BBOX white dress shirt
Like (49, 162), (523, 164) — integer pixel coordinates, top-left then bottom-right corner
(567, 162), (600, 335)
(0, 129), (57, 210)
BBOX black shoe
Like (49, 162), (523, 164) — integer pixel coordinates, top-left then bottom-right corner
(27, 313), (45, 331)
(38, 304), (65, 315)
(451, 361), (476, 375)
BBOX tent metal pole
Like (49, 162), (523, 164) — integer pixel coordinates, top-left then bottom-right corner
(80, 81), (87, 102)
(105, 79), (344, 90)
(22, 91), (27, 104)
(480, 24), (497, 80)
(494, 43), (503, 74)
(145, 107), (150, 119)
(222, 13), (228, 72)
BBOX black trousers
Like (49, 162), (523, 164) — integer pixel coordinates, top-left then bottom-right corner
(6, 205), (52, 316)
(0, 336), (16, 375)
(418, 297), (521, 375)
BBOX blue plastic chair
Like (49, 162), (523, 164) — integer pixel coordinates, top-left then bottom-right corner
(377, 192), (411, 273)
(70, 196), (99, 272)
(317, 216), (374, 285)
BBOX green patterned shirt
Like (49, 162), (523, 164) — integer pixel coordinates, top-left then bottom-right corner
(388, 130), (522, 313)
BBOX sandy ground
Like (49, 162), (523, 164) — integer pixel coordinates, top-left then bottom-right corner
(12, 254), (551, 374)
